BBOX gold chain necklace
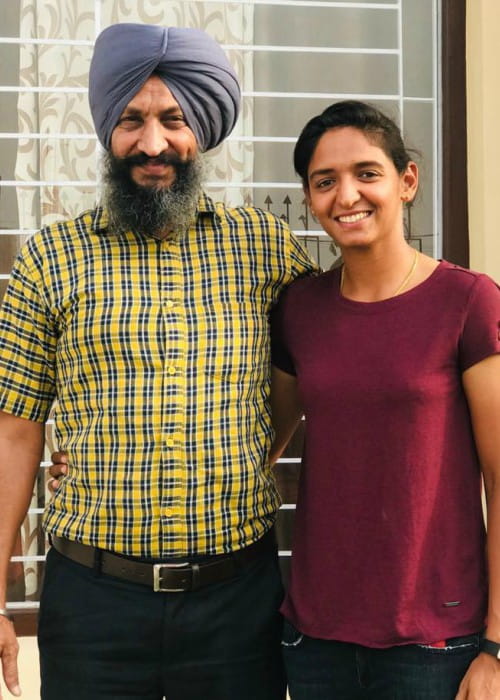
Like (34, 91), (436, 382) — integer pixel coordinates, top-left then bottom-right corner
(340, 248), (419, 298)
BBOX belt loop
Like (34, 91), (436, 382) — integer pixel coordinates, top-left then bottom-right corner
(191, 563), (200, 591)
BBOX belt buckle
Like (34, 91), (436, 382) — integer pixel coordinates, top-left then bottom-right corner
(153, 562), (191, 592)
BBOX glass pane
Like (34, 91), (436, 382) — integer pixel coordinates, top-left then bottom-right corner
(403, 100), (436, 256)
(403, 0), (435, 98)
(0, 44), (20, 86)
(252, 96), (401, 138)
(252, 51), (399, 94)
(0, 235), (24, 273)
(254, 6), (398, 49)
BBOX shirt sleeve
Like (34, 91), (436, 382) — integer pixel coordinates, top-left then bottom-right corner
(459, 273), (500, 371)
(0, 251), (57, 422)
(288, 230), (321, 281)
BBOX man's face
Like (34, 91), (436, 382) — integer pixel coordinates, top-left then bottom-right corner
(110, 75), (198, 188)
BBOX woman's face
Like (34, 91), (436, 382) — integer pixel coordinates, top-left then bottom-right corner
(305, 127), (418, 250)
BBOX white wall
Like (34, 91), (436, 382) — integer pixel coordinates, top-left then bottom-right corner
(467, 0), (500, 280)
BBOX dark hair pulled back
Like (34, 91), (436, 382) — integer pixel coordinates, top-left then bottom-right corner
(294, 100), (412, 185)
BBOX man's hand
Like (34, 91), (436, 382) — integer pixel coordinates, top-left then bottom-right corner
(47, 451), (69, 494)
(0, 615), (20, 699)
(456, 653), (500, 699)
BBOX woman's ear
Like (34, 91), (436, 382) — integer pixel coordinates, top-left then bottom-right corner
(400, 161), (419, 203)
(304, 186), (315, 217)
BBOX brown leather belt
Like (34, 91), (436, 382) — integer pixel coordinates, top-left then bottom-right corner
(51, 530), (275, 592)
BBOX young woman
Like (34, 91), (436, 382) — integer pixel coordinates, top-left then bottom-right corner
(270, 101), (500, 699)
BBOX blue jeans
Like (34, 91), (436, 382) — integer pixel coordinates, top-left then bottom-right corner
(282, 619), (480, 699)
(38, 546), (286, 700)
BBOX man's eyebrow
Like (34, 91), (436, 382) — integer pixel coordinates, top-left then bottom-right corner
(120, 107), (141, 116)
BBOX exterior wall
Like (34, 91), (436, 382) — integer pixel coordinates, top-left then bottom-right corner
(466, 0), (500, 280)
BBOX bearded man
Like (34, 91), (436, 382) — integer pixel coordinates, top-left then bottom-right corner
(0, 23), (316, 700)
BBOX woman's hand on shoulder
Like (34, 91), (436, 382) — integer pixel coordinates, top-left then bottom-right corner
(46, 451), (68, 494)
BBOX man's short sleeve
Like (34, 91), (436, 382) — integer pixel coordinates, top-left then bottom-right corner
(288, 230), (320, 281)
(0, 253), (57, 422)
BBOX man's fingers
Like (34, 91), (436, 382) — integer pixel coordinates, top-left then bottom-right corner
(1, 621), (21, 698)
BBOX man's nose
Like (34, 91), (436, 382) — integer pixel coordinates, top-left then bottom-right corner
(137, 120), (167, 157)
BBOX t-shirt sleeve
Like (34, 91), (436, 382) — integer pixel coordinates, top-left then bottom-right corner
(459, 274), (500, 371)
(0, 252), (57, 422)
(270, 288), (297, 376)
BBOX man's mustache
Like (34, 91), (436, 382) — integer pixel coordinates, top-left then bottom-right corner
(119, 152), (184, 168)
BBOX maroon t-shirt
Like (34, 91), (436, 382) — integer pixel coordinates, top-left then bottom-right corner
(272, 261), (500, 647)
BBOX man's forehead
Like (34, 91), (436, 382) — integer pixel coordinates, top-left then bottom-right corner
(120, 75), (182, 115)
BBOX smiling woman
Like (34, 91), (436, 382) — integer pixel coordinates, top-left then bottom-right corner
(270, 100), (500, 700)
(304, 126), (418, 264)
(294, 101), (426, 301)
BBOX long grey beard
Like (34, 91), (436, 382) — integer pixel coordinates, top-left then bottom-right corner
(101, 152), (205, 239)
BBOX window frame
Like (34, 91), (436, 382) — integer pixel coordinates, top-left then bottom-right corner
(441, 0), (468, 267)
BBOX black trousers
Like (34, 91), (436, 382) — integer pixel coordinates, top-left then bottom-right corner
(38, 545), (285, 700)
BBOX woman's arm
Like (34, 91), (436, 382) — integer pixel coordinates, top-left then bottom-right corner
(269, 365), (303, 466)
(456, 353), (500, 699)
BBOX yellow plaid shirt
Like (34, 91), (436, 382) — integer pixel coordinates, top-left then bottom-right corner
(0, 195), (316, 557)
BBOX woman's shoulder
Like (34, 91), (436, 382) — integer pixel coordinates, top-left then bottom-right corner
(274, 268), (338, 319)
(437, 260), (499, 296)
(439, 259), (497, 282)
(288, 266), (339, 294)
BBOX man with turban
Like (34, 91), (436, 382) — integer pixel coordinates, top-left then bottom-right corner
(0, 22), (317, 700)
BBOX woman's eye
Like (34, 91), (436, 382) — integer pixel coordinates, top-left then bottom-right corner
(316, 178), (334, 189)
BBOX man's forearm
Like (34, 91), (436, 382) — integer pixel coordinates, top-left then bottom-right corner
(0, 412), (44, 606)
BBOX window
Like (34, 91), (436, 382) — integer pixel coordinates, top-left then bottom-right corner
(0, 0), (467, 627)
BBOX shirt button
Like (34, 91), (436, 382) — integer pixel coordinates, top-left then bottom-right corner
(165, 300), (175, 309)
(164, 508), (174, 518)
(167, 366), (176, 375)
(165, 438), (175, 448)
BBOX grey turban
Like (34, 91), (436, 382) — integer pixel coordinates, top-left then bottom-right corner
(88, 23), (241, 152)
